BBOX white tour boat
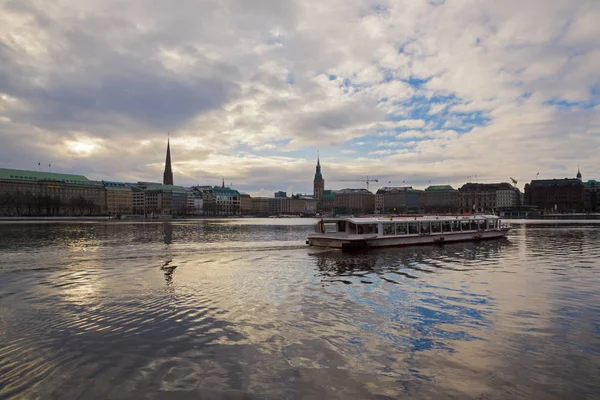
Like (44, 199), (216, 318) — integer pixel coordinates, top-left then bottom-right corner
(307, 215), (510, 250)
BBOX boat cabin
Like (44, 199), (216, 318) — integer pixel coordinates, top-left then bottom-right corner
(320, 216), (501, 237)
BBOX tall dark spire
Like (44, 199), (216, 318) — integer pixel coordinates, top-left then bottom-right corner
(314, 152), (323, 181)
(313, 152), (324, 202)
(163, 136), (173, 185)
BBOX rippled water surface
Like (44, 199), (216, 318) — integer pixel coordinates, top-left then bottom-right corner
(1, 219), (599, 399)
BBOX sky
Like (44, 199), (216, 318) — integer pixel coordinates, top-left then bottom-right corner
(1, 0), (599, 197)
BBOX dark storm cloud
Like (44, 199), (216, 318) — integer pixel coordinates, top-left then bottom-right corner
(0, 37), (239, 135)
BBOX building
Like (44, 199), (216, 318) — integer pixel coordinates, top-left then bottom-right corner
(585, 180), (598, 212)
(406, 189), (423, 212)
(268, 197), (284, 215)
(375, 186), (412, 214)
(103, 181), (133, 216)
(0, 168), (106, 216)
(334, 188), (375, 214)
(422, 185), (459, 214)
(186, 189), (204, 215)
(459, 182), (517, 213)
(274, 191), (287, 198)
(313, 156), (324, 205)
(131, 186), (146, 215)
(251, 197), (270, 215)
(525, 178), (585, 213)
(240, 193), (252, 215)
(319, 190), (336, 213)
(213, 186), (241, 216)
(289, 194), (317, 214)
(132, 182), (187, 216)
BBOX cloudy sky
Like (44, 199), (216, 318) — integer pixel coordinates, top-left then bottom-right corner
(1, 0), (598, 196)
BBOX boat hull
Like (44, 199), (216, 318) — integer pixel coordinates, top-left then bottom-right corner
(307, 229), (509, 249)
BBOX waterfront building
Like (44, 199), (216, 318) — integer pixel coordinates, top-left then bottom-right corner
(0, 168), (106, 216)
(240, 193), (252, 215)
(268, 197), (284, 215)
(289, 194), (317, 214)
(525, 177), (585, 213)
(131, 186), (146, 215)
(585, 180), (598, 212)
(213, 186), (241, 216)
(274, 191), (287, 198)
(375, 186), (412, 214)
(421, 185), (459, 214)
(406, 189), (423, 212)
(313, 156), (324, 205)
(188, 186), (216, 215)
(459, 182), (516, 213)
(103, 181), (133, 216)
(334, 188), (375, 215)
(186, 189), (204, 215)
(251, 197), (270, 215)
(132, 182), (187, 216)
(318, 190), (336, 213)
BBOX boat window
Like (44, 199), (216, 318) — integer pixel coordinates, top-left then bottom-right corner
(488, 219), (496, 229)
(420, 222), (430, 234)
(461, 220), (471, 231)
(395, 223), (407, 235)
(431, 221), (441, 233)
(478, 220), (486, 230)
(442, 221), (452, 232)
(367, 224), (377, 234)
(452, 220), (461, 231)
(408, 222), (419, 234)
(383, 223), (394, 236)
(349, 223), (357, 234)
(337, 221), (346, 233)
(470, 220), (478, 231)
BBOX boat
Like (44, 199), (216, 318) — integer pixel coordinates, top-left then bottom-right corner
(306, 214), (510, 250)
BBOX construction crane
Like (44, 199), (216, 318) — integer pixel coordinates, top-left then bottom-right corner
(336, 176), (379, 191)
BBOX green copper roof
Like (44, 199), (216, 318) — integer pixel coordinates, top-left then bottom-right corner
(0, 168), (93, 185)
(213, 187), (240, 195)
(425, 185), (455, 191)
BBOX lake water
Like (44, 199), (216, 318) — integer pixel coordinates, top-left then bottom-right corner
(0, 219), (599, 399)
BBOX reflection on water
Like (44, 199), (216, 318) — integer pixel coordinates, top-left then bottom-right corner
(0, 220), (599, 399)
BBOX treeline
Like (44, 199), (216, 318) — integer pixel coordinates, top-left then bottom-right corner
(0, 192), (101, 216)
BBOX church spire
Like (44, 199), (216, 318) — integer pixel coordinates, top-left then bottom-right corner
(163, 135), (173, 185)
(314, 152), (322, 181)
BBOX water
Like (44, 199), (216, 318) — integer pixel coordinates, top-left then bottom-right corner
(0, 219), (599, 399)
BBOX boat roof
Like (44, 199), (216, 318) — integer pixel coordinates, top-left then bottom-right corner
(321, 215), (499, 224)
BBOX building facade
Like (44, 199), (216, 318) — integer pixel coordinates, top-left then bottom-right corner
(459, 182), (517, 213)
(525, 178), (585, 213)
(334, 188), (375, 214)
(422, 185), (459, 214)
(103, 181), (133, 216)
(251, 197), (270, 215)
(213, 187), (241, 216)
(585, 180), (598, 212)
(375, 186), (412, 214)
(0, 168), (106, 216)
(240, 193), (252, 215)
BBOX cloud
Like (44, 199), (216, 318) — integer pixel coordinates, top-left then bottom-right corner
(0, 0), (598, 194)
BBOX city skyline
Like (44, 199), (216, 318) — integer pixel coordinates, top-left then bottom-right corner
(1, 0), (598, 197)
